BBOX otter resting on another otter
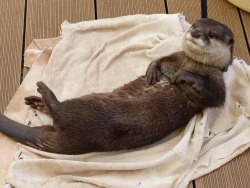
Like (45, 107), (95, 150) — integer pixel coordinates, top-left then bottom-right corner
(0, 18), (234, 154)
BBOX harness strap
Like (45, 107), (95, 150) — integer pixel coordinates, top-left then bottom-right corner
(163, 71), (174, 79)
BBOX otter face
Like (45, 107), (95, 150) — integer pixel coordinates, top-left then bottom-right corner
(183, 18), (234, 71)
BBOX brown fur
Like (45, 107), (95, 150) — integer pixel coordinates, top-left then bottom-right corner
(0, 18), (234, 154)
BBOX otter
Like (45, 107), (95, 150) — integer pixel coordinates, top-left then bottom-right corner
(0, 18), (234, 154)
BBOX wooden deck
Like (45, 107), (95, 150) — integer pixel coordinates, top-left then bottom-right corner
(0, 0), (249, 187)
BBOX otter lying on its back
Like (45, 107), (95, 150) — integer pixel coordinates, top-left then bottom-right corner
(0, 18), (234, 154)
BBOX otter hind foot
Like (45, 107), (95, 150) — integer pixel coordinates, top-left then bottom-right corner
(25, 96), (50, 114)
(35, 81), (60, 113)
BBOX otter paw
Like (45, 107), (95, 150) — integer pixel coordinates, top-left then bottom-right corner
(146, 60), (162, 85)
(146, 69), (162, 85)
(36, 81), (55, 102)
(37, 81), (49, 95)
(171, 70), (204, 92)
(24, 96), (50, 113)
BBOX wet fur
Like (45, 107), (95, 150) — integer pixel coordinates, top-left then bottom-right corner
(0, 18), (234, 154)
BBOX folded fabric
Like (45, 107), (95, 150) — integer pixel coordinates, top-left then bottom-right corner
(1, 14), (250, 188)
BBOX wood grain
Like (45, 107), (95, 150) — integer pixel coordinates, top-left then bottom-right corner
(240, 10), (250, 61)
(188, 182), (193, 188)
(0, 0), (25, 113)
(22, 0), (95, 78)
(96, 0), (166, 19)
(25, 0), (95, 48)
(241, 10), (250, 47)
(195, 148), (250, 188)
(167, 0), (200, 23)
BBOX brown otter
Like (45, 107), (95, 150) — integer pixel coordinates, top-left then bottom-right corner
(0, 18), (234, 154)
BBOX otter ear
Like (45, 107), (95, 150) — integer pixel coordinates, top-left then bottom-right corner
(227, 37), (234, 45)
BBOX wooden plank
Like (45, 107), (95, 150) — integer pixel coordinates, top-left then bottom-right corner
(25, 0), (95, 48)
(0, 0), (25, 113)
(188, 182), (193, 188)
(96, 0), (166, 19)
(167, 0), (200, 23)
(240, 9), (250, 60)
(195, 148), (250, 188)
(241, 10), (250, 47)
(23, 0), (95, 78)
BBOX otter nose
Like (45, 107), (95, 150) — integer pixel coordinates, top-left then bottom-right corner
(191, 31), (201, 39)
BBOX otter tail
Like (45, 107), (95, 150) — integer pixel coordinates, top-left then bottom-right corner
(0, 114), (53, 151)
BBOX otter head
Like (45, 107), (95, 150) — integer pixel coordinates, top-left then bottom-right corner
(182, 18), (234, 71)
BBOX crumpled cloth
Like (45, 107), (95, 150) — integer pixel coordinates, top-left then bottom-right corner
(1, 14), (250, 188)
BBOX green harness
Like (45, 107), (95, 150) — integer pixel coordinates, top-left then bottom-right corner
(163, 71), (174, 79)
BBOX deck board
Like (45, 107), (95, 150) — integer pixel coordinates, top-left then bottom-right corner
(0, 0), (25, 113)
(188, 182), (193, 188)
(25, 0), (95, 48)
(23, 0), (95, 78)
(167, 0), (200, 23)
(240, 10), (250, 58)
(195, 148), (250, 188)
(96, 0), (166, 19)
(0, 0), (25, 185)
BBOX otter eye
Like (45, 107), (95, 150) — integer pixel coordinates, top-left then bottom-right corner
(208, 32), (215, 38)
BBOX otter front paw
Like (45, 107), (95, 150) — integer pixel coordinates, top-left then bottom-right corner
(146, 61), (162, 85)
(171, 69), (204, 92)
(146, 69), (161, 85)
